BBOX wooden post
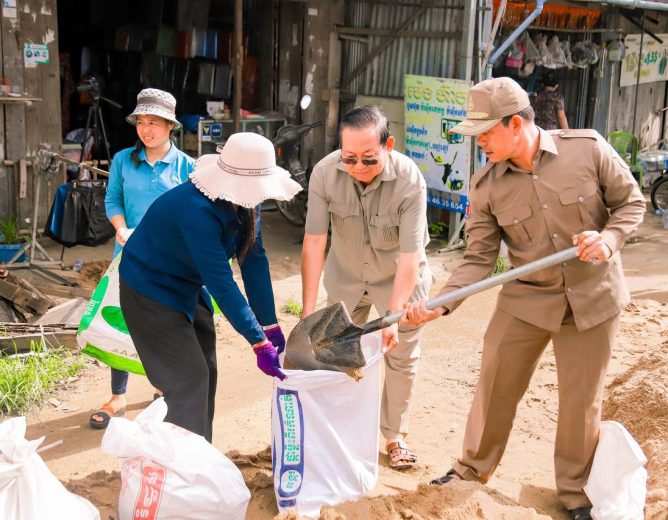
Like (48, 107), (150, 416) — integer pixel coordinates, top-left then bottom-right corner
(233, 0), (243, 133)
(302, 1), (344, 166)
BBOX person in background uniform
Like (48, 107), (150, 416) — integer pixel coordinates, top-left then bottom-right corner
(533, 71), (569, 130)
(118, 132), (302, 442)
(402, 77), (644, 520)
(91, 89), (194, 429)
(301, 105), (432, 470)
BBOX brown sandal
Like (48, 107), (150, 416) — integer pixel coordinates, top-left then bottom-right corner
(386, 439), (417, 470)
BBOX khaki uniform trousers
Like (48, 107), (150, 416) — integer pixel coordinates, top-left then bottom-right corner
(452, 306), (619, 510)
(331, 292), (424, 440)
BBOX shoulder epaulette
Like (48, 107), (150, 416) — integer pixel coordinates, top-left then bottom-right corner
(471, 160), (496, 189)
(551, 129), (600, 139)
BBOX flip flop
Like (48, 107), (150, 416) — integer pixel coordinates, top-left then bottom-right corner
(386, 439), (417, 470)
(89, 402), (126, 430)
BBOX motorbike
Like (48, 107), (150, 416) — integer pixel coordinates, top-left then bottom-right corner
(272, 121), (323, 226)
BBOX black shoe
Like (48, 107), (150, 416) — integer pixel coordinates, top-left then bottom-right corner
(569, 506), (592, 520)
(430, 469), (462, 485)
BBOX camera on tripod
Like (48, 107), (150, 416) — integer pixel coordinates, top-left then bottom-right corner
(76, 77), (101, 98)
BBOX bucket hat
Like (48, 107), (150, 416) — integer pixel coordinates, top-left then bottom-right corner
(449, 77), (531, 136)
(190, 132), (303, 208)
(126, 88), (182, 130)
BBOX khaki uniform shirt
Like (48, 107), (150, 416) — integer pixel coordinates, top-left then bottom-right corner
(441, 128), (645, 332)
(306, 149), (432, 313)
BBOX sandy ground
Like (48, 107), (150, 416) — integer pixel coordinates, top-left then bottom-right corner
(16, 207), (668, 519)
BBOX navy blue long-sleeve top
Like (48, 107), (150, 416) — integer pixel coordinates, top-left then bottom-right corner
(119, 180), (276, 345)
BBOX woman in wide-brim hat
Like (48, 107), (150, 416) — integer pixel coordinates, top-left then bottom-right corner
(117, 132), (302, 442)
(91, 88), (193, 430)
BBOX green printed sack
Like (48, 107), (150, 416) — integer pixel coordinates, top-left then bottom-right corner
(77, 254), (145, 374)
(78, 254), (225, 375)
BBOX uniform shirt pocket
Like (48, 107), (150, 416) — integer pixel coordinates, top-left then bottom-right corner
(328, 202), (359, 228)
(496, 203), (533, 246)
(558, 180), (603, 231)
(369, 214), (400, 250)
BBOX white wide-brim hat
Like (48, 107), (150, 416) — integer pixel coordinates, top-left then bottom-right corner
(126, 88), (182, 130)
(190, 132), (303, 208)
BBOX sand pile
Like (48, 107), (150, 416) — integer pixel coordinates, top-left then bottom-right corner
(603, 340), (668, 519)
(307, 482), (550, 520)
(64, 470), (120, 519)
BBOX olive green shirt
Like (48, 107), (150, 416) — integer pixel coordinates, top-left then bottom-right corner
(305, 149), (432, 313)
(440, 128), (645, 332)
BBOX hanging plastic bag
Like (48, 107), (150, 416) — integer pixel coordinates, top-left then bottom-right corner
(273, 333), (383, 518)
(77, 253), (144, 374)
(0, 417), (100, 520)
(547, 35), (568, 68)
(523, 32), (541, 62)
(583, 421), (647, 520)
(102, 398), (250, 520)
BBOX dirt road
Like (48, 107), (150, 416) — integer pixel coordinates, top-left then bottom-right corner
(24, 208), (668, 519)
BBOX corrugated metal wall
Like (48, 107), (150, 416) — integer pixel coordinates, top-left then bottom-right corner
(341, 0), (465, 109)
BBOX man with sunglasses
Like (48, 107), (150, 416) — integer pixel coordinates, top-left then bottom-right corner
(301, 104), (432, 470)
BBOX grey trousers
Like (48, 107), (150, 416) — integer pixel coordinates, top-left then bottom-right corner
(342, 292), (424, 440)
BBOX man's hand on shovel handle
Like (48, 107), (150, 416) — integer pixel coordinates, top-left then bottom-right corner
(381, 323), (399, 354)
(401, 300), (446, 328)
(572, 231), (612, 263)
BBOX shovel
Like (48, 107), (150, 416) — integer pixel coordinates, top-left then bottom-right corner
(285, 246), (580, 372)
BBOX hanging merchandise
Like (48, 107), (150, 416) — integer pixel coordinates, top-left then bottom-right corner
(607, 37), (626, 62)
(562, 39), (573, 68)
(571, 41), (599, 68)
(535, 34), (552, 68)
(523, 32), (541, 62)
(519, 32), (540, 77)
(546, 35), (568, 69)
(505, 40), (526, 69)
(587, 41), (600, 65)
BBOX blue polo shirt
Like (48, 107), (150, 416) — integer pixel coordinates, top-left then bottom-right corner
(119, 181), (277, 346)
(105, 142), (194, 257)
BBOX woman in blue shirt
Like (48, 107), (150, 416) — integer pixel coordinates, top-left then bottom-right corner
(118, 132), (302, 441)
(90, 89), (194, 429)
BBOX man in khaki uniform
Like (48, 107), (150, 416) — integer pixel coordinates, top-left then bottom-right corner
(301, 105), (431, 469)
(403, 78), (644, 519)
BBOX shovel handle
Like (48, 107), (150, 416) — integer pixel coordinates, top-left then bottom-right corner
(360, 246), (580, 335)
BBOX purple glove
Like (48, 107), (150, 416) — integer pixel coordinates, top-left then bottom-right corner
(264, 325), (286, 354)
(254, 341), (286, 380)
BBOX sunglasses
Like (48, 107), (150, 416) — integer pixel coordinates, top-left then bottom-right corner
(340, 154), (380, 166)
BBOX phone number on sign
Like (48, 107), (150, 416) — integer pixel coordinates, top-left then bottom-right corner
(428, 196), (466, 213)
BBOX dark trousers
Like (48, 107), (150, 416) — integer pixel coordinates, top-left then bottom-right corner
(110, 368), (129, 395)
(119, 279), (217, 442)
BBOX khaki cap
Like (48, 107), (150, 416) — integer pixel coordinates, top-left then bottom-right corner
(450, 77), (531, 136)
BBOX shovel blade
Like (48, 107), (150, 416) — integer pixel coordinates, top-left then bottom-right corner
(285, 301), (367, 372)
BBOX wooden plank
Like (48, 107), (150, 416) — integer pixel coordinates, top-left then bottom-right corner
(30, 282), (93, 300)
(18, 159), (27, 198)
(0, 332), (78, 354)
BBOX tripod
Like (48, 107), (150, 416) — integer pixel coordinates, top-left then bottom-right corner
(78, 86), (122, 166)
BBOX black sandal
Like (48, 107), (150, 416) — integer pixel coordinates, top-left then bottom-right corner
(430, 469), (462, 485)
